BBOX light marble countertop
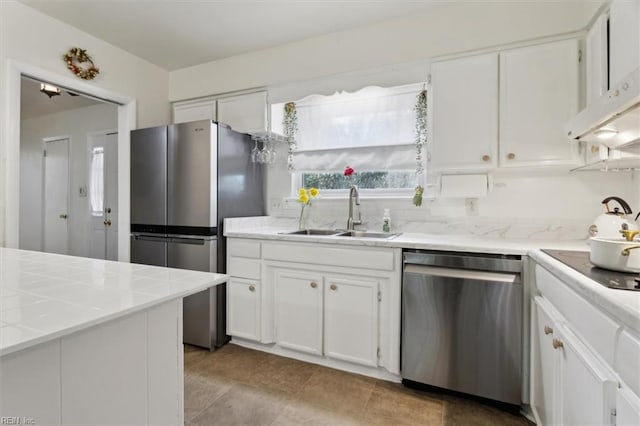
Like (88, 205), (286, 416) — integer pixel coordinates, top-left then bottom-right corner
(0, 248), (227, 357)
(224, 217), (639, 333)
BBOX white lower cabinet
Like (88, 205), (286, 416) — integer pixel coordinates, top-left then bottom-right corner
(227, 277), (261, 341)
(532, 296), (617, 425)
(271, 266), (380, 367)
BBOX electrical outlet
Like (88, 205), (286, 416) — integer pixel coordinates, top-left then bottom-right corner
(465, 198), (478, 216)
(270, 198), (282, 211)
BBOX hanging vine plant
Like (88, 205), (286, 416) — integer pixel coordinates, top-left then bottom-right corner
(283, 102), (298, 172)
(412, 89), (428, 206)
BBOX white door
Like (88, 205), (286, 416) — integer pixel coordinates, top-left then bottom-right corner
(88, 132), (118, 260)
(324, 276), (379, 367)
(274, 269), (324, 355)
(43, 138), (69, 254)
(430, 53), (499, 172)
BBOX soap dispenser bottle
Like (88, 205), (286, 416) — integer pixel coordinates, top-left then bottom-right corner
(382, 209), (391, 233)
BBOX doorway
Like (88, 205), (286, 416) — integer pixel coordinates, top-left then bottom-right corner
(19, 76), (119, 258)
(42, 137), (70, 254)
(5, 60), (135, 261)
(88, 131), (118, 260)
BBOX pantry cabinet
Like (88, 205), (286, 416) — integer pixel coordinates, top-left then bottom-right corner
(430, 39), (580, 173)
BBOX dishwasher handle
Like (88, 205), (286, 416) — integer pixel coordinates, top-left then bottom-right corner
(404, 264), (520, 284)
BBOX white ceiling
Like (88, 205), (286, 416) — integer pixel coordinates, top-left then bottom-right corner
(20, 77), (106, 120)
(20, 0), (442, 71)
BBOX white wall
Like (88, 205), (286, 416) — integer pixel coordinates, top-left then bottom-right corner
(0, 1), (170, 247)
(169, 1), (603, 100)
(20, 103), (118, 255)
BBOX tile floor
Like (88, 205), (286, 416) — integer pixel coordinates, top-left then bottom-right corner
(184, 343), (532, 426)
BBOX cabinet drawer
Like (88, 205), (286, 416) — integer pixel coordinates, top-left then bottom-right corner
(228, 239), (261, 259)
(535, 265), (620, 366)
(617, 330), (640, 397)
(264, 242), (395, 271)
(228, 257), (261, 280)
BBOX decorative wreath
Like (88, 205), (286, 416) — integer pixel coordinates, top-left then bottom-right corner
(63, 47), (100, 80)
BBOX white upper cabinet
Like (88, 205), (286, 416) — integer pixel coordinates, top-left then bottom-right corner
(430, 39), (581, 173)
(586, 13), (609, 105)
(172, 99), (216, 124)
(609, 0), (640, 87)
(430, 53), (498, 173)
(499, 39), (580, 167)
(217, 91), (268, 135)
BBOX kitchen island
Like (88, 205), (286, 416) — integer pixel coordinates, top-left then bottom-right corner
(0, 248), (227, 426)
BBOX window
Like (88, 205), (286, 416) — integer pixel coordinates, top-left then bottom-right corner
(89, 146), (104, 216)
(272, 83), (425, 196)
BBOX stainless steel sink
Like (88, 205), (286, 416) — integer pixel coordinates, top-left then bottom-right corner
(283, 229), (402, 239)
(285, 229), (343, 236)
(335, 230), (402, 239)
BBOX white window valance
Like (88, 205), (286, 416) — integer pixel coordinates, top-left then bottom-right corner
(272, 82), (424, 172)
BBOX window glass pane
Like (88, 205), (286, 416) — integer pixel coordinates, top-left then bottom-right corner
(90, 147), (104, 216)
(302, 171), (415, 190)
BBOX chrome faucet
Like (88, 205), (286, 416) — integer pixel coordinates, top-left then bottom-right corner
(347, 185), (362, 230)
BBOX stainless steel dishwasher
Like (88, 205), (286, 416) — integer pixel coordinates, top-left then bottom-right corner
(401, 250), (523, 407)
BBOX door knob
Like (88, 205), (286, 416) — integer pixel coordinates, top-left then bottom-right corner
(105, 207), (112, 213)
(552, 338), (564, 349)
(544, 326), (553, 335)
(59, 214), (68, 219)
(103, 219), (112, 226)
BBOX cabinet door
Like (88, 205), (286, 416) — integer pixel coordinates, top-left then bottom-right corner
(227, 277), (260, 341)
(430, 53), (498, 172)
(556, 324), (617, 426)
(217, 91), (267, 135)
(499, 40), (580, 167)
(586, 13), (609, 105)
(616, 386), (640, 426)
(610, 0), (640, 87)
(173, 100), (216, 124)
(531, 297), (559, 426)
(274, 269), (323, 355)
(324, 276), (379, 367)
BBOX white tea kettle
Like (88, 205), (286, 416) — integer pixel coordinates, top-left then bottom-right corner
(589, 196), (639, 238)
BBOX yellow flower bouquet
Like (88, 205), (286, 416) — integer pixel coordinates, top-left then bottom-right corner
(297, 187), (319, 229)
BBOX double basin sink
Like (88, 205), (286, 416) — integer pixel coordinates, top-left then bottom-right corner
(284, 229), (402, 240)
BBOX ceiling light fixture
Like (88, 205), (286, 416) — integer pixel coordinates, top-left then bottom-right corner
(594, 128), (618, 140)
(40, 83), (61, 98)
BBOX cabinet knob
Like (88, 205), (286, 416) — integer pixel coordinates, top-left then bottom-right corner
(330, 284), (337, 291)
(544, 326), (553, 335)
(310, 282), (318, 289)
(482, 155), (491, 162)
(552, 338), (564, 349)
(249, 285), (255, 292)
(591, 145), (600, 154)
(507, 153), (516, 160)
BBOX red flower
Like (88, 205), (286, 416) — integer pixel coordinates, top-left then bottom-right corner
(344, 166), (354, 177)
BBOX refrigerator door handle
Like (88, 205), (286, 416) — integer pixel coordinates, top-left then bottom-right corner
(133, 234), (170, 243)
(169, 237), (207, 245)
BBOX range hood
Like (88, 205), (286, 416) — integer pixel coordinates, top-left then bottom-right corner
(566, 67), (640, 151)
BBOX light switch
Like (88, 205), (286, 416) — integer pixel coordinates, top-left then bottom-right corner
(79, 186), (87, 197)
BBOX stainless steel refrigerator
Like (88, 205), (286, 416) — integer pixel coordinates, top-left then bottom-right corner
(130, 119), (264, 350)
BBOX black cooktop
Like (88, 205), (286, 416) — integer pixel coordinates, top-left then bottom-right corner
(542, 249), (640, 292)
